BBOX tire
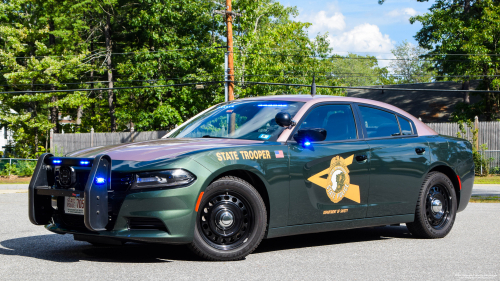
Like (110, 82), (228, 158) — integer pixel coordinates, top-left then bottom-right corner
(188, 176), (267, 261)
(407, 171), (457, 239)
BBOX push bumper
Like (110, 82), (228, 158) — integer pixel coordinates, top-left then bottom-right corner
(29, 153), (206, 244)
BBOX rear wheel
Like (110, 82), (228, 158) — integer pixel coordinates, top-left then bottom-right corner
(189, 176), (267, 261)
(407, 172), (457, 238)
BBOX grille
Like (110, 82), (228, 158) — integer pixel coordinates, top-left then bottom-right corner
(53, 171), (133, 231)
(60, 214), (87, 230)
(128, 217), (169, 232)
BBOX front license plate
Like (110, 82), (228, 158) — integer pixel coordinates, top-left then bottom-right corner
(64, 197), (85, 215)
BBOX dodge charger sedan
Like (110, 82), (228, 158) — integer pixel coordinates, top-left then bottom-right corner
(29, 95), (474, 261)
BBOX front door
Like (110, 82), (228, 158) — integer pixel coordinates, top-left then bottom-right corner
(287, 104), (371, 226)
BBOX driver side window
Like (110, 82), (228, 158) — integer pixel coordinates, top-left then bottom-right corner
(299, 104), (357, 141)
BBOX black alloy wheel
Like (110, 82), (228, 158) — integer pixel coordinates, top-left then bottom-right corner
(189, 176), (267, 261)
(426, 185), (451, 230)
(407, 172), (457, 239)
(199, 192), (252, 250)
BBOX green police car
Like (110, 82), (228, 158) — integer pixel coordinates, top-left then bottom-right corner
(29, 95), (474, 261)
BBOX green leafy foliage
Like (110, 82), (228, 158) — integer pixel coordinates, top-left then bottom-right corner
(1, 0), (394, 158)
(457, 120), (493, 176)
(0, 161), (35, 177)
(410, 0), (500, 121)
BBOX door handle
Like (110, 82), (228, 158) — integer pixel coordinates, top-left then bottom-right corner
(415, 147), (426, 155)
(355, 155), (368, 162)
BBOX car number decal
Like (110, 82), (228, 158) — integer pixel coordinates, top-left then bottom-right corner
(307, 155), (361, 204)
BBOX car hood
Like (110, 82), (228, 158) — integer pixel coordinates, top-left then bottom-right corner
(67, 138), (263, 161)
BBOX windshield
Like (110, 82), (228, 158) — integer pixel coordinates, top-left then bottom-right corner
(169, 100), (304, 140)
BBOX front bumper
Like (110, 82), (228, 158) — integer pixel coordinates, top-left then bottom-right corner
(29, 154), (210, 244)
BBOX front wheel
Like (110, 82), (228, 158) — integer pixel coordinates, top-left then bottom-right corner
(407, 172), (457, 238)
(189, 176), (267, 261)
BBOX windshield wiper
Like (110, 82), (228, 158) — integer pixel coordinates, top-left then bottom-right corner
(202, 135), (225, 138)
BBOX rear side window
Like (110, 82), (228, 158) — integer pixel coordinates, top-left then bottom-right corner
(398, 116), (413, 135)
(359, 106), (400, 138)
(299, 104), (357, 141)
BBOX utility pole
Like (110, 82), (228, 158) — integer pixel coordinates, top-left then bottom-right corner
(226, 0), (234, 101)
(214, 1), (242, 102)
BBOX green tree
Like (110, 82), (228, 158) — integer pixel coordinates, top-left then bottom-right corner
(328, 53), (395, 86)
(390, 40), (435, 84)
(410, 0), (500, 121)
(0, 0), (90, 157)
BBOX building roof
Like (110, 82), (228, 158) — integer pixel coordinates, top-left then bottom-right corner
(346, 81), (482, 122)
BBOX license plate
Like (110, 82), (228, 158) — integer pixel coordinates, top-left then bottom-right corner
(64, 197), (85, 215)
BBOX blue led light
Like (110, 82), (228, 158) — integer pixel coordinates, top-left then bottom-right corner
(257, 104), (288, 107)
(95, 177), (106, 184)
(80, 160), (89, 165)
(52, 159), (62, 164)
(304, 141), (311, 147)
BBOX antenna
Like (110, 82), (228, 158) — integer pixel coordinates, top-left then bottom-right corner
(311, 74), (316, 97)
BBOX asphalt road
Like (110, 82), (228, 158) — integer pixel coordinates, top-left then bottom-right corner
(0, 193), (499, 280)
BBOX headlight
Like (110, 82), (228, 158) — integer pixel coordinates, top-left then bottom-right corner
(130, 169), (196, 190)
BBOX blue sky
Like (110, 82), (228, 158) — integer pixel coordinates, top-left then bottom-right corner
(277, 0), (434, 63)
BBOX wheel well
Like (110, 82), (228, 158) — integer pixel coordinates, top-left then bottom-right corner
(211, 170), (271, 225)
(429, 165), (461, 207)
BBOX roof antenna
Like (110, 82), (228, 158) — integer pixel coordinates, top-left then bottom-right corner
(311, 74), (316, 97)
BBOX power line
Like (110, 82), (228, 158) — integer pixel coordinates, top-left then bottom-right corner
(0, 75), (225, 88)
(235, 81), (500, 93)
(0, 81), (224, 95)
(234, 73), (500, 78)
(7, 46), (223, 60)
(234, 51), (500, 62)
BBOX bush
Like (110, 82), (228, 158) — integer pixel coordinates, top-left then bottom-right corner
(16, 161), (36, 177)
(0, 161), (36, 177)
(457, 120), (493, 176)
(0, 163), (18, 177)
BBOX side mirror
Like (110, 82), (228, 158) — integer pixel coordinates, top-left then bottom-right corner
(293, 128), (327, 146)
(275, 112), (294, 128)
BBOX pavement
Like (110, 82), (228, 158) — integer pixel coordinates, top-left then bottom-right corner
(2, 184), (499, 196)
(471, 184), (500, 196)
(0, 193), (499, 280)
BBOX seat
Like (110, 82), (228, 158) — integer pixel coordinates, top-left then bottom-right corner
(325, 112), (355, 141)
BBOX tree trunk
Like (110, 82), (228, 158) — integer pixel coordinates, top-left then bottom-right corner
(464, 0), (470, 14)
(49, 20), (59, 133)
(462, 80), (470, 104)
(105, 13), (116, 132)
(33, 102), (38, 155)
(50, 94), (59, 133)
(76, 105), (83, 126)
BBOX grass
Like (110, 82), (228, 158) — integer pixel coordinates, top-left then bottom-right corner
(474, 175), (500, 184)
(0, 177), (32, 184)
(469, 196), (500, 203)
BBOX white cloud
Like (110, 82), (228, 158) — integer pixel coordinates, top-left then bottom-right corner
(299, 6), (397, 68)
(303, 10), (346, 35)
(327, 24), (395, 67)
(385, 8), (418, 22)
(329, 23), (394, 54)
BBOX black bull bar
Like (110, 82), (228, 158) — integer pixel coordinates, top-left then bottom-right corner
(28, 153), (112, 231)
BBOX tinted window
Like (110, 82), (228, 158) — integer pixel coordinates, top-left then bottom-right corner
(359, 106), (400, 138)
(398, 116), (413, 135)
(299, 104), (357, 141)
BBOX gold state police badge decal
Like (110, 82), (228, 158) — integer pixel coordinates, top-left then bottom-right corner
(307, 155), (360, 204)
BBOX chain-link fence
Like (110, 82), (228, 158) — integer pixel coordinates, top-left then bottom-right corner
(0, 158), (37, 177)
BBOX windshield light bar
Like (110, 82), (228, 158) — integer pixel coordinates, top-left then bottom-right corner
(257, 104), (288, 107)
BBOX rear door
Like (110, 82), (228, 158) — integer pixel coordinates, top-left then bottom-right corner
(287, 103), (370, 225)
(356, 104), (430, 217)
